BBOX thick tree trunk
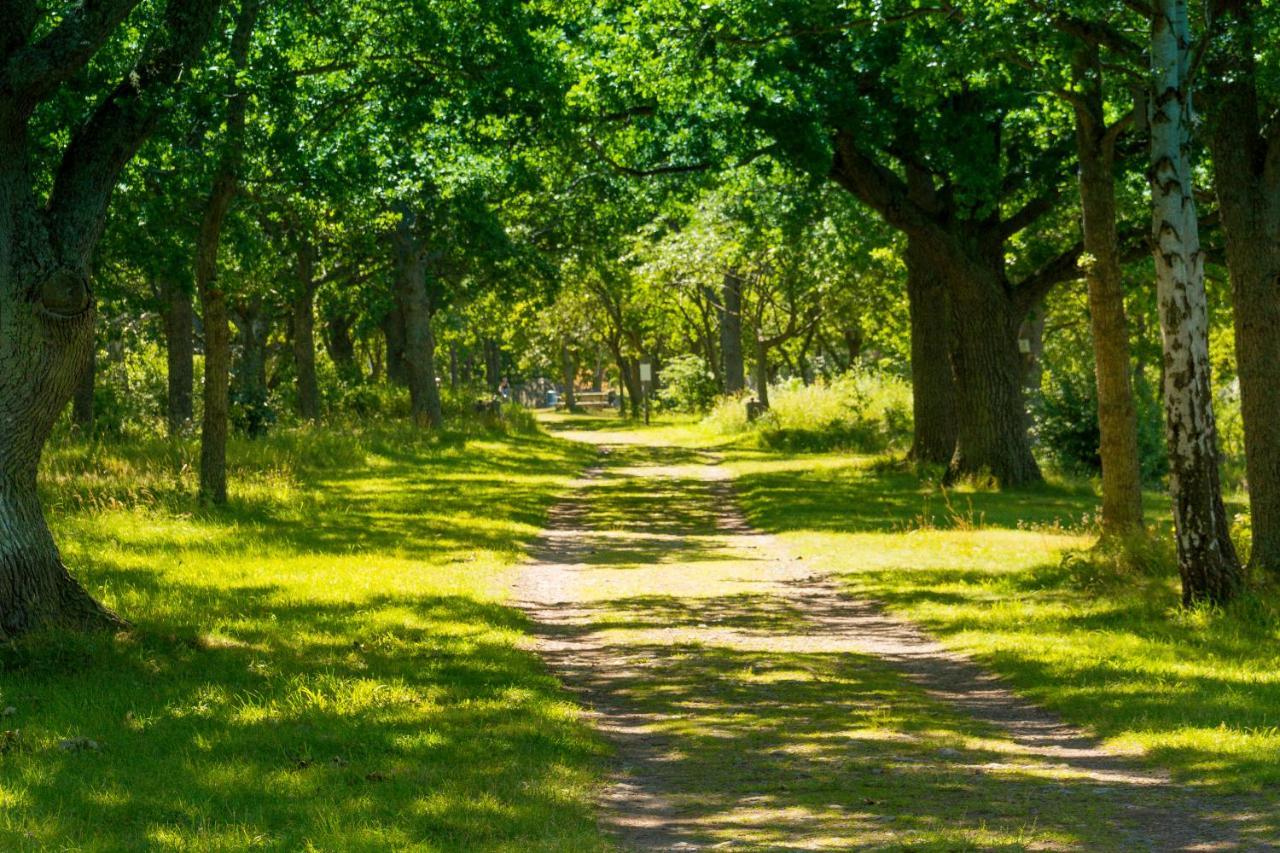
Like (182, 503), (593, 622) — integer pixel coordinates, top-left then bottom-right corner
(323, 313), (359, 382)
(381, 305), (409, 386)
(754, 337), (770, 409)
(944, 261), (1042, 487)
(561, 345), (577, 410)
(720, 272), (745, 393)
(1205, 0), (1280, 574)
(291, 246), (320, 421)
(904, 235), (958, 465)
(1149, 0), (1242, 605)
(1073, 64), (1146, 538)
(393, 207), (443, 429)
(162, 279), (195, 435)
(71, 346), (96, 431)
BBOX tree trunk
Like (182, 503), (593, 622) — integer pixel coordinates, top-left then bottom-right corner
(71, 346), (96, 431)
(1073, 57), (1145, 538)
(197, 0), (259, 505)
(381, 305), (409, 386)
(323, 313), (359, 383)
(593, 348), (605, 392)
(904, 235), (958, 465)
(231, 299), (270, 437)
(485, 338), (502, 393)
(720, 272), (746, 393)
(448, 343), (460, 391)
(393, 207), (443, 429)
(1149, 0), (1242, 605)
(291, 242), (320, 421)
(754, 337), (771, 409)
(945, 261), (1042, 486)
(162, 279), (195, 435)
(1205, 0), (1280, 574)
(561, 344), (578, 410)
(1018, 297), (1046, 399)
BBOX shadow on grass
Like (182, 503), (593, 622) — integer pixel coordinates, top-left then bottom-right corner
(1, 581), (605, 849)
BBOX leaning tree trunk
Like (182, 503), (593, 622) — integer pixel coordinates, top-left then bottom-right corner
(393, 208), (443, 429)
(291, 244), (320, 421)
(1149, 0), (1242, 605)
(1206, 0), (1280, 575)
(720, 271), (746, 393)
(71, 346), (96, 431)
(904, 235), (958, 465)
(162, 279), (195, 435)
(1074, 63), (1146, 538)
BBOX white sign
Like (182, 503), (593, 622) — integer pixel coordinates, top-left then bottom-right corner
(639, 363), (653, 382)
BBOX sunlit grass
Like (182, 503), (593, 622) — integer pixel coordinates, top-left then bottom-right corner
(0, 420), (607, 851)
(725, 448), (1280, 817)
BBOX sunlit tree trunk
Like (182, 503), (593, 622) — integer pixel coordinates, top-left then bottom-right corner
(1072, 50), (1145, 538)
(393, 206), (443, 429)
(719, 271), (745, 393)
(1149, 0), (1242, 604)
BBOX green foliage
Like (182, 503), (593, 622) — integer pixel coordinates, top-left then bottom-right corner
(656, 354), (720, 413)
(705, 371), (912, 453)
(1035, 366), (1168, 483)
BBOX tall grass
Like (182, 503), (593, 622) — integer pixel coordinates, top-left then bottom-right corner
(703, 370), (912, 452)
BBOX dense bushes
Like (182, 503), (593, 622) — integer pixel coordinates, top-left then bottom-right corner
(1034, 367), (1168, 483)
(704, 370), (912, 452)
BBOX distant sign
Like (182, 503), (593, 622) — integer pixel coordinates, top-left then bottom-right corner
(639, 362), (653, 383)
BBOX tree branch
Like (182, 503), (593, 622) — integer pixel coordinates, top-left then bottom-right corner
(5, 0), (144, 109)
(47, 0), (225, 266)
(715, 4), (960, 48)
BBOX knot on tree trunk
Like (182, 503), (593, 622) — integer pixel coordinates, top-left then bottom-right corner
(35, 269), (92, 318)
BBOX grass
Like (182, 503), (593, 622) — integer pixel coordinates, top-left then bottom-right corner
(720, 447), (1280, 819)
(1, 419), (607, 851)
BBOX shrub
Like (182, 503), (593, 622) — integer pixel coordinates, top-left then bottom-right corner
(656, 354), (720, 413)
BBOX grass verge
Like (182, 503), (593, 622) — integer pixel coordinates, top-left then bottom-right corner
(1, 420), (606, 851)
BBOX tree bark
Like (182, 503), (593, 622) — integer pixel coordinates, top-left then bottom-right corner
(381, 304), (409, 386)
(71, 345), (96, 431)
(1149, 0), (1242, 605)
(484, 338), (502, 393)
(393, 206), (443, 429)
(196, 0), (258, 505)
(904, 235), (958, 465)
(231, 298), (269, 436)
(754, 337), (771, 409)
(0, 0), (224, 638)
(1205, 0), (1280, 574)
(561, 344), (578, 410)
(291, 239), (320, 421)
(1072, 51), (1145, 538)
(162, 279), (195, 435)
(944, 258), (1042, 486)
(323, 312), (359, 383)
(720, 271), (746, 393)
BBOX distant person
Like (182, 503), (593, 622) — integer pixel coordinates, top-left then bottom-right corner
(498, 377), (511, 402)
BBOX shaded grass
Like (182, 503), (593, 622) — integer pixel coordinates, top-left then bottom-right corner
(1, 422), (607, 851)
(724, 449), (1280, 816)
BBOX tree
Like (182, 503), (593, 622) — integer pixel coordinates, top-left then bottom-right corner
(0, 0), (223, 638)
(1203, 0), (1280, 575)
(1148, 0), (1242, 605)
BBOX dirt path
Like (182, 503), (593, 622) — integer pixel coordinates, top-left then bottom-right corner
(514, 430), (1268, 850)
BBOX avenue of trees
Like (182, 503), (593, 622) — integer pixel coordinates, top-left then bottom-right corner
(3, 0), (1279, 637)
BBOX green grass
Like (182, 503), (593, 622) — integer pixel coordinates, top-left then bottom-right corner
(1, 420), (607, 851)
(722, 447), (1280, 820)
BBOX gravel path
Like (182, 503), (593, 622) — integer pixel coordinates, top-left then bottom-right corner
(514, 429), (1269, 850)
